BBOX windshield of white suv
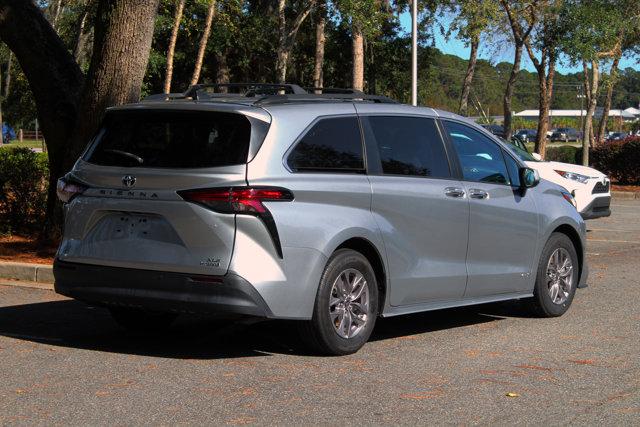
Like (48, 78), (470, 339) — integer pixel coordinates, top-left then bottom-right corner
(507, 142), (539, 162)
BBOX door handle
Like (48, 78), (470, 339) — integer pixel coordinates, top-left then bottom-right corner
(469, 188), (489, 199)
(444, 187), (465, 198)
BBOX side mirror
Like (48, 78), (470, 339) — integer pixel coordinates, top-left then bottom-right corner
(531, 152), (543, 161)
(519, 167), (540, 193)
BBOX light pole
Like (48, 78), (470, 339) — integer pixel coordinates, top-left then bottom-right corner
(411, 0), (418, 106)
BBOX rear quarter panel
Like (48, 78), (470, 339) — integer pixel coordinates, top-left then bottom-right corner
(237, 104), (386, 319)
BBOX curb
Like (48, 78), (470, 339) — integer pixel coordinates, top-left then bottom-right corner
(0, 279), (53, 291)
(611, 191), (640, 200)
(0, 261), (53, 285)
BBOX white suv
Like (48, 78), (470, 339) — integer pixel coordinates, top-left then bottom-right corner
(507, 143), (611, 220)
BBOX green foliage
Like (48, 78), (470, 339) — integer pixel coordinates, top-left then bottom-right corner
(591, 136), (640, 184)
(558, 0), (627, 63)
(544, 145), (582, 164)
(0, 147), (48, 234)
(445, 0), (501, 45)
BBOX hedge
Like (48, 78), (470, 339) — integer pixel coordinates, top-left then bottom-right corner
(591, 136), (640, 185)
(0, 147), (49, 234)
(544, 145), (582, 165)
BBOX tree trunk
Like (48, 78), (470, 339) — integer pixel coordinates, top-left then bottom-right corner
(535, 79), (550, 159)
(459, 36), (479, 116)
(164, 0), (185, 94)
(275, 0), (288, 83)
(597, 55), (620, 144)
(215, 51), (230, 89)
(275, 0), (315, 84)
(503, 41), (523, 141)
(0, 64), (3, 136)
(581, 60), (599, 166)
(72, 6), (89, 63)
(3, 51), (11, 98)
(312, 2), (326, 92)
(51, 0), (63, 30)
(190, 0), (216, 86)
(352, 24), (364, 91)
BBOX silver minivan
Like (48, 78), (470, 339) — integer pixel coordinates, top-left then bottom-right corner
(54, 84), (588, 355)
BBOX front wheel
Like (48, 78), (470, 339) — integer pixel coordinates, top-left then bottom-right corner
(526, 233), (579, 317)
(300, 249), (378, 355)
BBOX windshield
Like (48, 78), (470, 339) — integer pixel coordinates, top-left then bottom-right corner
(507, 141), (538, 162)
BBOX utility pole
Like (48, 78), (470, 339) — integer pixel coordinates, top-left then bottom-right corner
(411, 0), (418, 106)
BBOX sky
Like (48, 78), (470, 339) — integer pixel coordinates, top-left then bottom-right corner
(398, 12), (639, 75)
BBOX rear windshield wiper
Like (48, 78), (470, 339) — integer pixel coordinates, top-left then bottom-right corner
(102, 149), (144, 165)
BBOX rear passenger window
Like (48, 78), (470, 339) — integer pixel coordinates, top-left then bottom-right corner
(287, 117), (364, 172)
(367, 116), (450, 178)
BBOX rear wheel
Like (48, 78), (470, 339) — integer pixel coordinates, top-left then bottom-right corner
(109, 307), (177, 333)
(301, 249), (378, 355)
(527, 233), (578, 317)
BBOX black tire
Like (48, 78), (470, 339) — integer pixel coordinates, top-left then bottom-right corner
(109, 307), (177, 333)
(527, 233), (579, 317)
(300, 249), (379, 355)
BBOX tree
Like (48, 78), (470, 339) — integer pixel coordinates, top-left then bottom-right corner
(275, 0), (316, 83)
(190, 0), (216, 86)
(524, 0), (561, 158)
(164, 0), (185, 93)
(499, 0), (537, 140)
(557, 0), (635, 165)
(597, 19), (640, 142)
(313, 0), (327, 90)
(445, 0), (500, 116)
(0, 0), (160, 237)
(336, 0), (388, 92)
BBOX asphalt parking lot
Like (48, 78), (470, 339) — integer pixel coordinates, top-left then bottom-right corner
(0, 200), (639, 425)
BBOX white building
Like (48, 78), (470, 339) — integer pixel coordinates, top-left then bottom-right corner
(514, 108), (636, 121)
(624, 107), (640, 119)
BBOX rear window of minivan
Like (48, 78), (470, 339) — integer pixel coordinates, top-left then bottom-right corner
(84, 110), (252, 168)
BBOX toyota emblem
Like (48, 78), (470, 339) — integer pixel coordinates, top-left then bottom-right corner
(122, 175), (136, 188)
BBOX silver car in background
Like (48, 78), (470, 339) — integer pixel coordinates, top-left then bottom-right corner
(54, 84), (588, 355)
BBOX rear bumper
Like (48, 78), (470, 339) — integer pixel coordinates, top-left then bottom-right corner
(580, 196), (611, 220)
(53, 260), (273, 318)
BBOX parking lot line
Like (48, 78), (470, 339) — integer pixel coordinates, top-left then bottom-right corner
(587, 228), (640, 232)
(587, 238), (640, 243)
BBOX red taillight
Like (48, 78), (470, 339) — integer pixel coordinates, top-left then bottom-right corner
(56, 177), (87, 203)
(178, 186), (293, 259)
(177, 186), (294, 214)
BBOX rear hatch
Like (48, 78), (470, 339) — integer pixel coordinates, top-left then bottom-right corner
(58, 104), (271, 276)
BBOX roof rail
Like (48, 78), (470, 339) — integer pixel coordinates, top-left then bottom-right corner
(142, 83), (398, 105)
(254, 93), (397, 106)
(304, 87), (366, 95)
(183, 83), (307, 99)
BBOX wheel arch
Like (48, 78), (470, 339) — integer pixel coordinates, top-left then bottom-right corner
(335, 237), (387, 316)
(551, 223), (584, 282)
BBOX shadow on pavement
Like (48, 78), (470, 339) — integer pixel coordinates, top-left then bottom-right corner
(0, 298), (531, 359)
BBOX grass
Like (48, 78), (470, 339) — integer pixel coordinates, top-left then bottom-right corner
(1, 139), (46, 150)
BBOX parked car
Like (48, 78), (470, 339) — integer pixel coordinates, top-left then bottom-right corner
(550, 127), (581, 142)
(54, 83), (588, 355)
(480, 123), (505, 138)
(514, 128), (538, 144)
(506, 141), (611, 220)
(605, 131), (628, 142)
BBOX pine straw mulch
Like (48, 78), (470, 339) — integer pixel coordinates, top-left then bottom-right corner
(0, 235), (57, 264)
